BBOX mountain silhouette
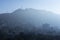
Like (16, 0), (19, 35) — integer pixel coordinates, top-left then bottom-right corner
(0, 8), (60, 35)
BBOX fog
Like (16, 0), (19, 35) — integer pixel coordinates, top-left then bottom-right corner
(0, 8), (60, 33)
(0, 8), (60, 40)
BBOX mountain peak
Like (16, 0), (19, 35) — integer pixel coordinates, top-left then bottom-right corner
(12, 8), (24, 13)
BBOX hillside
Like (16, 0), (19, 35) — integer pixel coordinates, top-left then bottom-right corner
(0, 8), (60, 35)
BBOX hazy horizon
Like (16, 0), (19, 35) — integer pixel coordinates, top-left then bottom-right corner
(0, 0), (60, 14)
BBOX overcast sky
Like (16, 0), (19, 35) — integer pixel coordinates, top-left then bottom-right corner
(0, 0), (60, 14)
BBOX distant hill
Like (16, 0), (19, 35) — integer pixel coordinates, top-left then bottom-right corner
(11, 8), (60, 27)
(7, 8), (60, 27)
(0, 8), (60, 35)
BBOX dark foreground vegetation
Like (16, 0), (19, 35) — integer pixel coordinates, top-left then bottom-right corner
(0, 30), (60, 40)
(0, 22), (60, 40)
(0, 23), (60, 40)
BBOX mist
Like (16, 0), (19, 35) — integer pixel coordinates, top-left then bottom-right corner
(0, 8), (60, 34)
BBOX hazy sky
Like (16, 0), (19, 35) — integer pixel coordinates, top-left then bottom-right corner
(0, 0), (60, 14)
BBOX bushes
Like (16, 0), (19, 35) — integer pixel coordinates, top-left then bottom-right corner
(0, 29), (60, 40)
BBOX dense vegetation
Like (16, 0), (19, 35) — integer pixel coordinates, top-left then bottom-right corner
(0, 23), (59, 40)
